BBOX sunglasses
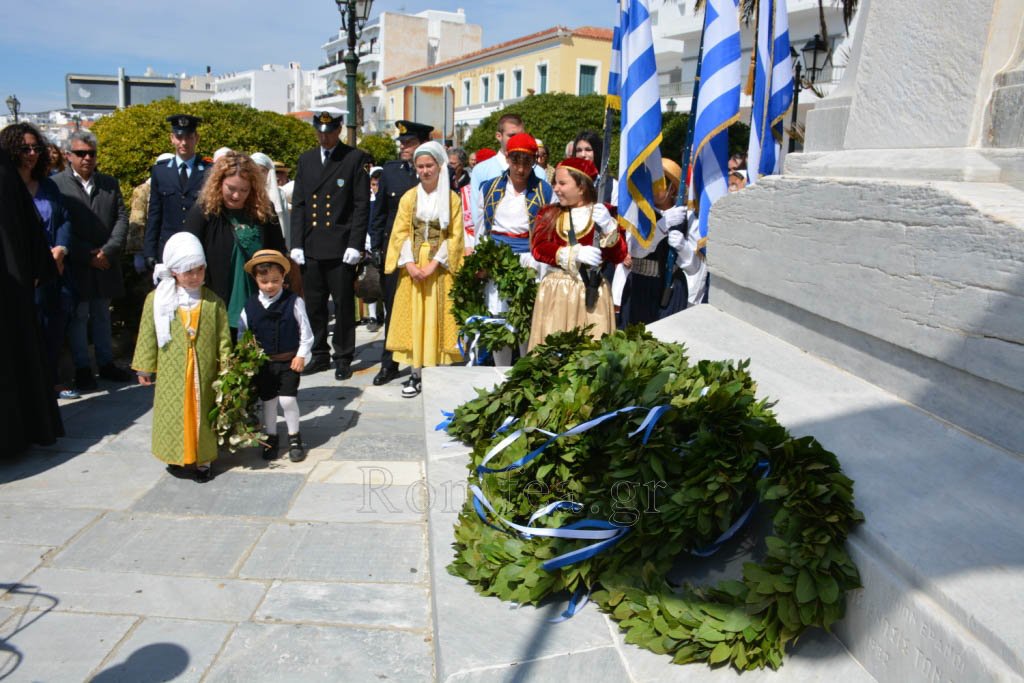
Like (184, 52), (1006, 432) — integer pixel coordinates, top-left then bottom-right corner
(18, 145), (46, 154)
(70, 149), (97, 158)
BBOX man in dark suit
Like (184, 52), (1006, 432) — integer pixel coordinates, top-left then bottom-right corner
(289, 108), (371, 380)
(53, 130), (131, 391)
(368, 119), (433, 386)
(144, 114), (209, 269)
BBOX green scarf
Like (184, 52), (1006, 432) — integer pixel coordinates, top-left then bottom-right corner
(227, 211), (262, 328)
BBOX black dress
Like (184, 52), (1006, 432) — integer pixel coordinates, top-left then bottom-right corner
(0, 161), (64, 454)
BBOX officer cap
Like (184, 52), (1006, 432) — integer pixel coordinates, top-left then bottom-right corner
(395, 120), (433, 143)
(166, 114), (202, 135)
(313, 108), (345, 132)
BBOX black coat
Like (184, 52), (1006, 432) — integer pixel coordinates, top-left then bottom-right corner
(145, 156), (210, 261)
(368, 159), (418, 253)
(183, 203), (287, 308)
(0, 161), (64, 454)
(52, 168), (129, 300)
(289, 144), (370, 260)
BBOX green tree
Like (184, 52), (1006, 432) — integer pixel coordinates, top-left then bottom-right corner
(358, 132), (398, 165)
(91, 99), (317, 196)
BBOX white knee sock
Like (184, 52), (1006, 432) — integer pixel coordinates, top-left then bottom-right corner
(367, 302), (377, 318)
(262, 398), (278, 436)
(492, 347), (513, 366)
(280, 396), (300, 435)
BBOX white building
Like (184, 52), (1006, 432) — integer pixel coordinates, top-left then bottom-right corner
(314, 8), (482, 133)
(214, 63), (315, 114)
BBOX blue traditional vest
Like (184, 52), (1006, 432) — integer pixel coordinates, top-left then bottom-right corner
(481, 171), (553, 240)
(245, 290), (300, 356)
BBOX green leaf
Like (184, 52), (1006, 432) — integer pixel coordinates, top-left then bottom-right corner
(795, 570), (817, 604)
(708, 641), (732, 665)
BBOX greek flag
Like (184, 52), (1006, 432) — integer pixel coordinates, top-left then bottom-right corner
(616, 0), (665, 249)
(747, 0), (793, 182)
(689, 0), (741, 253)
(606, 23), (622, 110)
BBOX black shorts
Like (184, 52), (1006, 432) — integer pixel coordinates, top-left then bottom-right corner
(255, 360), (301, 401)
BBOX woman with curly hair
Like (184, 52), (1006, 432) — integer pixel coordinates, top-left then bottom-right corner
(184, 151), (288, 335)
(528, 157), (626, 351)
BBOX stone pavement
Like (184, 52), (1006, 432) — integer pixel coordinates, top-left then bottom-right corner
(0, 326), (434, 682)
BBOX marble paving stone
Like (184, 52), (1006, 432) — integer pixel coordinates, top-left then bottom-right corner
(53, 512), (265, 577)
(0, 611), (135, 682)
(103, 423), (155, 452)
(0, 505), (100, 546)
(0, 544), (50, 583)
(0, 607), (14, 630)
(22, 435), (115, 456)
(256, 581), (430, 630)
(0, 452), (165, 509)
(215, 446), (334, 475)
(350, 412), (424, 434)
(309, 459), (424, 485)
(94, 617), (233, 683)
(204, 623), (433, 682)
(333, 432), (426, 461)
(132, 470), (304, 518)
(445, 646), (628, 682)
(287, 482), (426, 524)
(240, 522), (426, 583)
(5, 567), (267, 621)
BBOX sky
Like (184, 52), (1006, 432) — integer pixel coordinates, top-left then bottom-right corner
(1, 0), (618, 114)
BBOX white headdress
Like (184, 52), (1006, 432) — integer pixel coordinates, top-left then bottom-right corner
(413, 141), (451, 232)
(152, 232), (206, 348)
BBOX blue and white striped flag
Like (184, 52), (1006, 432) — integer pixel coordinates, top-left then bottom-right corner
(616, 0), (665, 249)
(689, 0), (741, 253)
(606, 23), (622, 111)
(747, 0), (793, 182)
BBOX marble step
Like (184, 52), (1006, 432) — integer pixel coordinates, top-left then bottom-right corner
(421, 365), (875, 682)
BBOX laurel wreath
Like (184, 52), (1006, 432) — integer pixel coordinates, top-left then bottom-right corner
(209, 329), (267, 451)
(449, 238), (537, 352)
(446, 327), (864, 670)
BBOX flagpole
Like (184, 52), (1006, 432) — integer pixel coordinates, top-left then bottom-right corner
(597, 106), (615, 204)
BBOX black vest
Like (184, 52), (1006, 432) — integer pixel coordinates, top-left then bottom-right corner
(245, 290), (299, 355)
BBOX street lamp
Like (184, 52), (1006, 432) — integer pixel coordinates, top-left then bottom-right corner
(666, 97), (677, 114)
(6, 94), (20, 122)
(336, 0), (374, 146)
(788, 35), (831, 153)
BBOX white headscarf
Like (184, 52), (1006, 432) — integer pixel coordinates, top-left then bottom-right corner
(413, 141), (450, 232)
(251, 152), (289, 238)
(152, 232), (207, 348)
(213, 147), (233, 162)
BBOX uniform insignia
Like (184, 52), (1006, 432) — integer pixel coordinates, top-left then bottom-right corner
(337, 179), (345, 188)
(176, 116), (189, 128)
(396, 122), (407, 135)
(319, 111), (333, 124)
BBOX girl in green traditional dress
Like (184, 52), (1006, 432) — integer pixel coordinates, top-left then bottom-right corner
(132, 232), (230, 482)
(184, 151), (289, 339)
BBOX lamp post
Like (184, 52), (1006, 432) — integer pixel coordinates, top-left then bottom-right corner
(666, 97), (677, 114)
(6, 94), (20, 123)
(335, 0), (373, 147)
(787, 34), (830, 153)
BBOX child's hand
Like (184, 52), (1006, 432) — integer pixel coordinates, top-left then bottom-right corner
(137, 373), (152, 386)
(291, 356), (306, 373)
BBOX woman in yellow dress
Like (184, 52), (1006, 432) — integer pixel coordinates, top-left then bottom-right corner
(384, 140), (464, 397)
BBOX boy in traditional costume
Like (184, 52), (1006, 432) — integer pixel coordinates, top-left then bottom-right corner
(237, 249), (313, 462)
(132, 232), (230, 482)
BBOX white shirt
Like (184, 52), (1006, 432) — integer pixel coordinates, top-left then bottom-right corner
(236, 290), (314, 363)
(72, 168), (94, 196)
(491, 184), (530, 237)
(397, 187), (450, 268)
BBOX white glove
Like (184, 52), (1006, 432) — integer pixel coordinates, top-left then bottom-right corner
(343, 247), (362, 265)
(667, 230), (685, 250)
(290, 248), (305, 266)
(661, 205), (687, 228)
(591, 203), (616, 234)
(575, 245), (603, 267)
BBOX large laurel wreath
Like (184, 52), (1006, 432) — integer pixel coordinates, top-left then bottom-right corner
(445, 327), (864, 670)
(449, 238), (537, 352)
(209, 329), (267, 451)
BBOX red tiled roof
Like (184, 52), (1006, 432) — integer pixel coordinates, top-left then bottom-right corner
(383, 25), (613, 85)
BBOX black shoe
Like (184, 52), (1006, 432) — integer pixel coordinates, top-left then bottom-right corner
(288, 433), (306, 462)
(366, 321), (381, 333)
(373, 365), (399, 386)
(75, 367), (98, 392)
(261, 434), (279, 460)
(401, 377), (422, 398)
(98, 363), (132, 382)
(302, 358), (330, 376)
(334, 362), (352, 380)
(195, 465), (213, 483)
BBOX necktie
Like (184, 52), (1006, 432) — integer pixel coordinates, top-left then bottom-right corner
(402, 161), (412, 177)
(322, 149), (329, 166)
(178, 162), (188, 190)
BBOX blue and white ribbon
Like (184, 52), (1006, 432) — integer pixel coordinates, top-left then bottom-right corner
(458, 315), (516, 365)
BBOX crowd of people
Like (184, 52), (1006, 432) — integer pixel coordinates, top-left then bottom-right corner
(1, 106), (710, 479)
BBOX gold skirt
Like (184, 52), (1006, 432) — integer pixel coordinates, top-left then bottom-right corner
(528, 268), (615, 351)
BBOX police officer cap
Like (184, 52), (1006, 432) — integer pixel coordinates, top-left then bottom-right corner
(166, 114), (202, 135)
(313, 108), (345, 132)
(395, 120), (433, 143)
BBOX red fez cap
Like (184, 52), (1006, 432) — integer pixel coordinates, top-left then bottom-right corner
(475, 148), (498, 163)
(506, 133), (537, 156)
(557, 156), (599, 182)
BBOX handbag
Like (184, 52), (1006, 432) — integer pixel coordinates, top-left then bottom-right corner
(355, 258), (383, 301)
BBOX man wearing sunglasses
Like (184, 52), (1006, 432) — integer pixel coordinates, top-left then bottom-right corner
(53, 130), (132, 391)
